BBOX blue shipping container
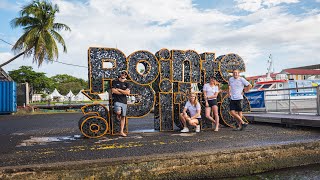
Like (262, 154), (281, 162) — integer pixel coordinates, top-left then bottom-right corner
(0, 81), (17, 114)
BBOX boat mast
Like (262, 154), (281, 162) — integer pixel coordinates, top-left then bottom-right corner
(266, 54), (273, 80)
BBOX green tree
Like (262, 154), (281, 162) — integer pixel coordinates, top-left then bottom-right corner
(8, 66), (54, 94)
(0, 0), (71, 67)
(220, 83), (229, 90)
(51, 74), (87, 95)
(51, 74), (78, 84)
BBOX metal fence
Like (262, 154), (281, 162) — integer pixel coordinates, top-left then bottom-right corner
(263, 85), (320, 115)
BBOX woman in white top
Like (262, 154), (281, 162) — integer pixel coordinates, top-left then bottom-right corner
(180, 93), (202, 133)
(203, 76), (220, 131)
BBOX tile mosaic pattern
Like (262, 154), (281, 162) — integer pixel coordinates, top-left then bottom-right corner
(81, 48), (249, 137)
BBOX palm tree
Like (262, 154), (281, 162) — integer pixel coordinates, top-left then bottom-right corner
(0, 0), (71, 67)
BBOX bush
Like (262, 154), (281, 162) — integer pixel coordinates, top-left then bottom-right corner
(15, 106), (33, 115)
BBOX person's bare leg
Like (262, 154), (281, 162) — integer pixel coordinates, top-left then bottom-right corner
(213, 106), (219, 131)
(230, 110), (244, 127)
(180, 113), (187, 128)
(120, 116), (127, 137)
(205, 107), (215, 123)
(190, 119), (200, 132)
(237, 111), (246, 124)
(116, 111), (121, 120)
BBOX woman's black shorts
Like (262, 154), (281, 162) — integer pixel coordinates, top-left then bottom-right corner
(207, 99), (217, 107)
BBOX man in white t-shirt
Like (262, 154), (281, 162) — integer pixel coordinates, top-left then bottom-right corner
(228, 69), (252, 131)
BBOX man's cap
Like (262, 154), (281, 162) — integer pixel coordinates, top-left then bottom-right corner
(120, 70), (128, 75)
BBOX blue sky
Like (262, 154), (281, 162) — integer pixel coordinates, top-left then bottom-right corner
(1, 0), (320, 80)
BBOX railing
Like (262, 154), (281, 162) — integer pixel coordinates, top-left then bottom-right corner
(262, 85), (320, 115)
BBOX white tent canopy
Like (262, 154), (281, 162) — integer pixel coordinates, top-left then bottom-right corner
(64, 90), (75, 101)
(98, 91), (109, 101)
(46, 89), (110, 102)
(74, 90), (91, 102)
(47, 88), (63, 101)
(51, 88), (62, 97)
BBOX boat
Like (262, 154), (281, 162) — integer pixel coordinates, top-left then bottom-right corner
(245, 55), (320, 113)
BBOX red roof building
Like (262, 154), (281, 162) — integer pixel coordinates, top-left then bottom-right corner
(281, 69), (320, 80)
(247, 64), (320, 82)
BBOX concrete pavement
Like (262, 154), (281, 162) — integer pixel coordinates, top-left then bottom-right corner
(0, 113), (319, 179)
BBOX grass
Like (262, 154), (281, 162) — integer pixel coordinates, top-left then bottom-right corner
(14, 106), (82, 115)
(30, 101), (95, 105)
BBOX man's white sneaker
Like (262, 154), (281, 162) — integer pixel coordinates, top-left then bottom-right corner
(195, 125), (200, 132)
(181, 127), (189, 133)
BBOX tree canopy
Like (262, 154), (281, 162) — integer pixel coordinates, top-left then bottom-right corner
(51, 74), (87, 95)
(9, 66), (87, 95)
(8, 66), (54, 94)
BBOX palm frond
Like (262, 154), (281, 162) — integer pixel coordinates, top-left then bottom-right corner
(12, 33), (28, 53)
(44, 30), (58, 60)
(50, 30), (67, 52)
(33, 33), (46, 65)
(11, 16), (36, 28)
(53, 23), (71, 31)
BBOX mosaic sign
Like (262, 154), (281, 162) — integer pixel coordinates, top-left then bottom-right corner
(79, 47), (250, 138)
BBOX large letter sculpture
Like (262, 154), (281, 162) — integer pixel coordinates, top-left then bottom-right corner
(79, 47), (250, 138)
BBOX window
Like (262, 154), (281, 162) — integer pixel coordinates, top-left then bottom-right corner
(252, 84), (262, 90)
(261, 84), (272, 89)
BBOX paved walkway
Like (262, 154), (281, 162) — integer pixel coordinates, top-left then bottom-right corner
(0, 113), (319, 179)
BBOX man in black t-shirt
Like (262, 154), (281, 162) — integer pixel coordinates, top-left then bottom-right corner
(112, 70), (130, 137)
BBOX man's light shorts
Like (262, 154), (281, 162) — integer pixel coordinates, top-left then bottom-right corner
(114, 102), (127, 117)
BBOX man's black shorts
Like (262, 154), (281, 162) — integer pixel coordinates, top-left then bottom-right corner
(230, 99), (243, 111)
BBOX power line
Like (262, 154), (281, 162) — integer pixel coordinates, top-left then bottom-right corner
(0, 38), (14, 46)
(0, 38), (87, 68)
(52, 61), (87, 68)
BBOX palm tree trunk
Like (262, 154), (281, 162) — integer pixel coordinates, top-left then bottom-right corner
(0, 51), (25, 68)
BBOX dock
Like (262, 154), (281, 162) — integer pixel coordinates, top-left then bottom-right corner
(245, 112), (320, 128)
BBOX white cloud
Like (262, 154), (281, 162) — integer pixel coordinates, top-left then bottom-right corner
(1, 0), (319, 81)
(0, 52), (34, 74)
(236, 0), (263, 12)
(235, 0), (300, 12)
(0, 52), (13, 61)
(203, 5), (320, 71)
(47, 0), (240, 80)
(262, 0), (300, 7)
